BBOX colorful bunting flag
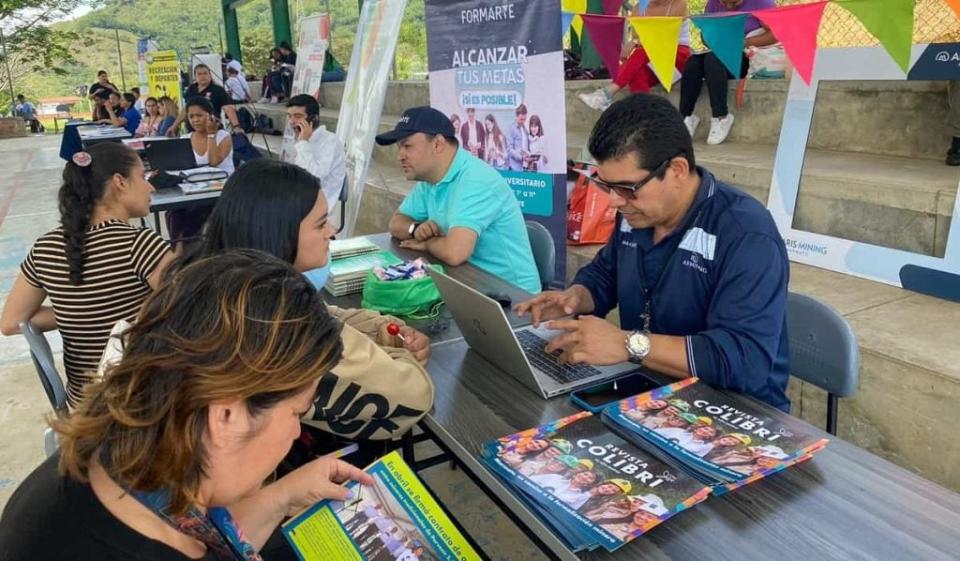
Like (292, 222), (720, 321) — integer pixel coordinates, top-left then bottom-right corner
(562, 0), (587, 13)
(637, 0), (651, 14)
(628, 16), (683, 92)
(752, 2), (827, 85)
(561, 11), (576, 36)
(573, 13), (584, 37)
(581, 15), (627, 80)
(602, 0), (624, 16)
(690, 13), (749, 78)
(836, 0), (914, 72)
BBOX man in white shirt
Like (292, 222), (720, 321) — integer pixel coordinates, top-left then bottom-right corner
(225, 66), (251, 102)
(285, 94), (346, 209)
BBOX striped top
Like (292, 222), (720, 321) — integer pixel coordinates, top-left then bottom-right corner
(21, 220), (169, 406)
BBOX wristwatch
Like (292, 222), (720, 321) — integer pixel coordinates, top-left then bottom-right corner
(408, 222), (420, 237)
(625, 330), (651, 364)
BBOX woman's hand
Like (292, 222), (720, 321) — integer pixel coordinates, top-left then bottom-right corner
(396, 326), (431, 364)
(273, 456), (374, 516)
(204, 115), (220, 136)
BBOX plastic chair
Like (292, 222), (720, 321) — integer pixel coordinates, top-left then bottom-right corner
(525, 220), (556, 288)
(336, 176), (349, 234)
(786, 293), (860, 436)
(20, 321), (67, 456)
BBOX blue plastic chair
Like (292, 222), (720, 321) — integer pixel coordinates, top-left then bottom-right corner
(786, 293), (860, 435)
(20, 321), (67, 456)
(525, 220), (556, 289)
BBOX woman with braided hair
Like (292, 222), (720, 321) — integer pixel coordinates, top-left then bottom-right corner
(0, 142), (173, 407)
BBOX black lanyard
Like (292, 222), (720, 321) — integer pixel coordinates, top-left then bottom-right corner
(634, 206), (706, 333)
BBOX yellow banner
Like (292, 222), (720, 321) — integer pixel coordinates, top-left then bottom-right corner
(145, 50), (183, 106)
(629, 16), (683, 92)
(562, 0), (586, 12)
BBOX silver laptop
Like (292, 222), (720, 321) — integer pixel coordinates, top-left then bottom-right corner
(429, 270), (637, 399)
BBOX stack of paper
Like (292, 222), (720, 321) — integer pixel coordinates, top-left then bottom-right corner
(329, 237), (381, 260)
(325, 250), (402, 296)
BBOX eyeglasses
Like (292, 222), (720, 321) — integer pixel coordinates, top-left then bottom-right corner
(574, 157), (676, 200)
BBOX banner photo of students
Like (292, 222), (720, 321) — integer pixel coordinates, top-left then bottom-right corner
(337, 0), (409, 238)
(425, 0), (568, 286)
(280, 13), (331, 163)
(145, 50), (183, 106)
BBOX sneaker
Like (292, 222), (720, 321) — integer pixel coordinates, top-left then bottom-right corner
(683, 115), (701, 139)
(578, 88), (611, 111)
(707, 113), (735, 145)
(257, 96), (270, 104)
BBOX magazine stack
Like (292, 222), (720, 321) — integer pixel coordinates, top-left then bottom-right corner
(479, 378), (830, 551)
(479, 412), (712, 552)
(329, 237), (381, 260)
(603, 378), (830, 494)
(325, 250), (401, 297)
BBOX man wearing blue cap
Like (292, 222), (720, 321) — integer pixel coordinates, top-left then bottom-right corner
(381, 106), (541, 294)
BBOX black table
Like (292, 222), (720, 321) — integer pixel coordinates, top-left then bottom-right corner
(330, 234), (960, 561)
(77, 124), (132, 148)
(144, 189), (222, 238)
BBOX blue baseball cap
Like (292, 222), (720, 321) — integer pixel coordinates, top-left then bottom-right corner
(375, 106), (456, 145)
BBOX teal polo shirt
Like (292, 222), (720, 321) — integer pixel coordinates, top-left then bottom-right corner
(398, 149), (542, 294)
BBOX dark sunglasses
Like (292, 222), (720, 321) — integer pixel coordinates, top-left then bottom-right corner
(573, 157), (675, 200)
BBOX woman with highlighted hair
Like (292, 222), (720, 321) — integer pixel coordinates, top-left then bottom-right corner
(0, 250), (374, 559)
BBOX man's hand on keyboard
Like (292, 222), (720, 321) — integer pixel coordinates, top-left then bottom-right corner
(544, 316), (630, 366)
(514, 285), (593, 327)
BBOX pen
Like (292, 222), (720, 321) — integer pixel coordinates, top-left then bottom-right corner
(325, 443), (360, 459)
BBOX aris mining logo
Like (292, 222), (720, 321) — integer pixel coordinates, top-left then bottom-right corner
(935, 51), (960, 64)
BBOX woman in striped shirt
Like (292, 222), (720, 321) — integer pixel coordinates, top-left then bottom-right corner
(1, 142), (173, 406)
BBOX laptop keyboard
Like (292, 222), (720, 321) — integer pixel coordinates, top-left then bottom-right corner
(515, 330), (603, 385)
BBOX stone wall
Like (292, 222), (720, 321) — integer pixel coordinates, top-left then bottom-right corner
(0, 118), (27, 139)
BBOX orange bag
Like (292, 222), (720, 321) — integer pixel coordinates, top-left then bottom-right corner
(567, 172), (617, 244)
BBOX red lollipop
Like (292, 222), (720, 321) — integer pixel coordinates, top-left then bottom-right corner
(387, 322), (406, 343)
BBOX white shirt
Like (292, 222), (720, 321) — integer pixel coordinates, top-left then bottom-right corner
(685, 439), (715, 458)
(657, 427), (693, 447)
(225, 76), (250, 102)
(528, 472), (567, 492)
(183, 130), (235, 175)
(527, 473), (597, 509)
(290, 125), (346, 210)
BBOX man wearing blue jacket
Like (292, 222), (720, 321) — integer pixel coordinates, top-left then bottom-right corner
(516, 94), (790, 411)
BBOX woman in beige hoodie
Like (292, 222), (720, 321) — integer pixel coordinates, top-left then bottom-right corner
(101, 160), (434, 449)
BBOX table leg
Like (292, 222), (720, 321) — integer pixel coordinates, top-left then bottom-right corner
(401, 431), (416, 465)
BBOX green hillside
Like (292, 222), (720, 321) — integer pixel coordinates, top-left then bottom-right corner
(18, 0), (426, 104)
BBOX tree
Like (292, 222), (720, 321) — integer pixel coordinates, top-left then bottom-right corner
(0, 0), (86, 111)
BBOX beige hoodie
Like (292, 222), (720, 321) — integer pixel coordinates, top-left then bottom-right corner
(305, 305), (434, 440)
(96, 305), (434, 442)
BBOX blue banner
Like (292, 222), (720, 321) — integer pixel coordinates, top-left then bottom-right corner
(426, 0), (568, 288)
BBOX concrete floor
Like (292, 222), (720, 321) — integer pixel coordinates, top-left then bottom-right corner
(0, 135), (65, 508)
(0, 135), (539, 560)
